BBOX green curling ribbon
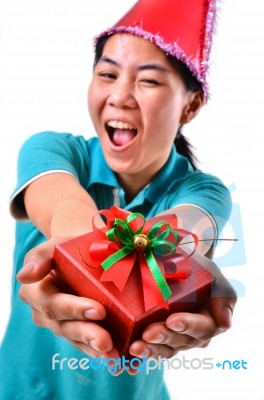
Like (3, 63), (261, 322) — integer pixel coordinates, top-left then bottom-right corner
(101, 212), (180, 301)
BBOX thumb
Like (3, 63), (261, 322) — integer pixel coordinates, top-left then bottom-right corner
(210, 279), (237, 329)
(16, 237), (68, 284)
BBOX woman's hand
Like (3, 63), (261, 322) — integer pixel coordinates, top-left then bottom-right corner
(17, 237), (119, 361)
(18, 239), (237, 374)
(129, 254), (237, 360)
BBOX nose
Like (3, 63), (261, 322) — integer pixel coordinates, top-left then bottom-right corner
(106, 78), (137, 109)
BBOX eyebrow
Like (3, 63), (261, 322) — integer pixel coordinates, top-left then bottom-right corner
(99, 56), (171, 74)
(138, 64), (171, 74)
(99, 56), (119, 67)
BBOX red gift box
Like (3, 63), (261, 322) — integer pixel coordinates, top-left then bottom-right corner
(52, 207), (215, 356)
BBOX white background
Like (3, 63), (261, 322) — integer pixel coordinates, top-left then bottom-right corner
(0, 1), (263, 399)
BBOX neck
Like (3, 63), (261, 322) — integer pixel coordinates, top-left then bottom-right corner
(116, 173), (153, 203)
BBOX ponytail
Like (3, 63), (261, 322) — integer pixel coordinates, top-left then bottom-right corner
(165, 54), (202, 171)
(174, 128), (197, 170)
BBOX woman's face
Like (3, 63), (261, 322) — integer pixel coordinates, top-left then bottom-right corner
(88, 34), (194, 195)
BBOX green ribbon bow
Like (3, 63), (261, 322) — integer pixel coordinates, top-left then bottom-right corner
(101, 212), (180, 301)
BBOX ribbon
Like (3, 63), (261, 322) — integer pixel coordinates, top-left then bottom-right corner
(84, 207), (198, 311)
(102, 212), (180, 301)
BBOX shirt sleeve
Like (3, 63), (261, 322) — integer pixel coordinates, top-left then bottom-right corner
(165, 171), (232, 236)
(10, 131), (91, 220)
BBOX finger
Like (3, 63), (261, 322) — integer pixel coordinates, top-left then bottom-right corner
(101, 353), (125, 376)
(129, 340), (176, 360)
(19, 275), (106, 321)
(57, 338), (123, 376)
(141, 322), (197, 350)
(143, 321), (203, 351)
(193, 253), (237, 329)
(32, 309), (113, 354)
(17, 236), (70, 283)
(126, 358), (146, 376)
(40, 294), (107, 321)
(67, 339), (120, 361)
(126, 366), (140, 376)
(165, 312), (218, 341)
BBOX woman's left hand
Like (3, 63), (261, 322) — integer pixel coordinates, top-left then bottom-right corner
(129, 255), (237, 361)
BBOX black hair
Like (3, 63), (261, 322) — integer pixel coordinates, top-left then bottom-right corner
(93, 35), (109, 68)
(94, 35), (203, 169)
(166, 54), (203, 169)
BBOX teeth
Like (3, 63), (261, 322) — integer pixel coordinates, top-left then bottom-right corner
(107, 120), (135, 130)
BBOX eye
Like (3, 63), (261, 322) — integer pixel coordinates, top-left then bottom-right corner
(98, 72), (116, 81)
(139, 78), (160, 86)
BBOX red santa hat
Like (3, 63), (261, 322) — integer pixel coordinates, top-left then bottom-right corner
(95, 0), (219, 101)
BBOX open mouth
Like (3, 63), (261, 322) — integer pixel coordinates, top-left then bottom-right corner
(106, 120), (138, 147)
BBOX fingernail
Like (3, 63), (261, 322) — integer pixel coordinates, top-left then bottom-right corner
(140, 348), (151, 358)
(148, 333), (166, 344)
(222, 306), (233, 327)
(167, 321), (186, 332)
(84, 309), (99, 319)
(89, 339), (101, 351)
(17, 262), (35, 276)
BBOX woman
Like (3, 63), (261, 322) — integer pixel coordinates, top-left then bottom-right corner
(0, 1), (237, 399)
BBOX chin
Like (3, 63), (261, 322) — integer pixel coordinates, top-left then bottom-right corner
(106, 158), (137, 175)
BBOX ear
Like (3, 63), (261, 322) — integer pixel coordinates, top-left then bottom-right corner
(180, 91), (204, 124)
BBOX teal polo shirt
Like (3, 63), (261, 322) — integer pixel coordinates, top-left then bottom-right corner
(11, 131), (231, 231)
(0, 131), (231, 400)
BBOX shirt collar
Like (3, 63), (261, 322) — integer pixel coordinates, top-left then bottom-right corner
(88, 138), (193, 204)
(144, 146), (193, 203)
(88, 138), (120, 188)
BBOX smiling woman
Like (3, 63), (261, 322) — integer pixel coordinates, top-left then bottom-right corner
(0, 1), (237, 400)
(88, 34), (204, 200)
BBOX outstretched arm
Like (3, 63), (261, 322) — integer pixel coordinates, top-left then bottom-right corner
(129, 252), (236, 360)
(17, 172), (119, 361)
(23, 172), (104, 238)
(17, 181), (237, 370)
(129, 204), (237, 360)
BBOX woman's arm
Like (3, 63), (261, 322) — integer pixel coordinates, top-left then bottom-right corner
(129, 253), (237, 360)
(24, 172), (105, 238)
(159, 204), (217, 256)
(129, 205), (237, 360)
(18, 182), (237, 366)
(17, 172), (120, 362)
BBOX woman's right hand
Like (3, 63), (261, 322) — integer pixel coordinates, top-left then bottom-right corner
(17, 237), (120, 360)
